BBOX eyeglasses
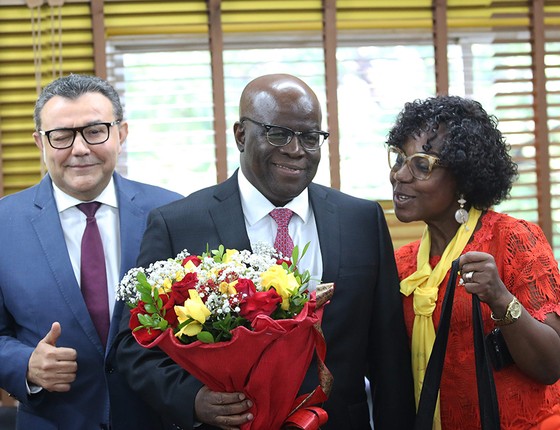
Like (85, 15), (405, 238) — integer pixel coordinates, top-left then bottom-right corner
(387, 145), (442, 181)
(240, 117), (329, 152)
(39, 121), (121, 149)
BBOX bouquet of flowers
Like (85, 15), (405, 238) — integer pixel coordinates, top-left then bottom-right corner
(117, 243), (334, 430)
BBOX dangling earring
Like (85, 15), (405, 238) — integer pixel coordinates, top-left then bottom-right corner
(455, 195), (469, 227)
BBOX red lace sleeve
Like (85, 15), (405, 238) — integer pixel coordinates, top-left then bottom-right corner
(395, 240), (421, 281)
(494, 216), (560, 322)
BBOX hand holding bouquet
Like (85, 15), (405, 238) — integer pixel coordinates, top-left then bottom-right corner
(117, 243), (333, 430)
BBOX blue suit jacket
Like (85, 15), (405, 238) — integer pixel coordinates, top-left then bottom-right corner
(116, 171), (415, 430)
(0, 173), (181, 430)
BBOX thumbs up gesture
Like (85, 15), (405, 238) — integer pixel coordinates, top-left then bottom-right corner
(27, 322), (78, 392)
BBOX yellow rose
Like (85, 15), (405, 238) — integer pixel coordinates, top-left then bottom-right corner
(261, 265), (299, 310)
(174, 290), (211, 337)
(158, 277), (173, 294)
(219, 280), (238, 295)
(183, 260), (198, 273)
(223, 249), (239, 263)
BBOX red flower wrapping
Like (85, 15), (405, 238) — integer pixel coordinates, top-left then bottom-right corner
(134, 286), (333, 430)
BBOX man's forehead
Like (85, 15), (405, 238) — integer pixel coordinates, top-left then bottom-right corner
(40, 93), (113, 128)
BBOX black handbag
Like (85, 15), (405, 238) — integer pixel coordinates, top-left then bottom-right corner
(485, 327), (513, 371)
(414, 258), (501, 430)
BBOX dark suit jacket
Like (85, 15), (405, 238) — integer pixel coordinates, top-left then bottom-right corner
(115, 171), (415, 430)
(0, 173), (181, 430)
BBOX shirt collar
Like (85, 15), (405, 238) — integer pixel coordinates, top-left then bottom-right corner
(237, 169), (310, 226)
(52, 176), (119, 213)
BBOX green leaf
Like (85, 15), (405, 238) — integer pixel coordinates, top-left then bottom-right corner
(137, 313), (153, 327)
(137, 273), (152, 290)
(140, 292), (153, 304)
(212, 244), (226, 263)
(137, 282), (152, 295)
(156, 295), (164, 309)
(301, 242), (310, 259)
(197, 331), (215, 343)
(144, 303), (157, 314)
(291, 245), (299, 263)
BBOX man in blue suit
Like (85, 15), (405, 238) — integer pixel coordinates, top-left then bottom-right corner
(116, 74), (415, 429)
(0, 74), (181, 430)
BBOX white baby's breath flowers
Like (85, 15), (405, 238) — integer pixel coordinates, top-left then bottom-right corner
(116, 267), (145, 303)
(117, 241), (289, 314)
(116, 259), (185, 306)
(175, 249), (191, 260)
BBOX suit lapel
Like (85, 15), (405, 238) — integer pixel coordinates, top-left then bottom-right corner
(108, 174), (144, 350)
(114, 174), (144, 278)
(309, 184), (340, 282)
(209, 172), (252, 251)
(31, 175), (105, 354)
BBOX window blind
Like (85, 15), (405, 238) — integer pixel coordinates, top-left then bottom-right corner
(0, 2), (94, 195)
(0, 0), (558, 257)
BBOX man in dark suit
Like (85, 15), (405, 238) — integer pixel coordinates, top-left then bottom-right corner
(0, 74), (181, 430)
(116, 73), (415, 429)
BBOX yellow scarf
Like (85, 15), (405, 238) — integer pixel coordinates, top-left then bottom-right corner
(400, 207), (481, 430)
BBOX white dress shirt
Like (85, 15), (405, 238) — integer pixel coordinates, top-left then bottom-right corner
(52, 177), (120, 319)
(238, 170), (323, 289)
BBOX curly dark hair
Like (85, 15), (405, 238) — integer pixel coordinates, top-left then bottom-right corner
(386, 95), (518, 210)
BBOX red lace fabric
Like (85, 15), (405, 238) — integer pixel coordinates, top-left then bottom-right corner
(396, 211), (560, 430)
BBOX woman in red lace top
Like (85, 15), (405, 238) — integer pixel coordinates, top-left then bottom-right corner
(387, 95), (560, 430)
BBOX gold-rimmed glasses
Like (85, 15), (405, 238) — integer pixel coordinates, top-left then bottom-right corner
(387, 145), (442, 180)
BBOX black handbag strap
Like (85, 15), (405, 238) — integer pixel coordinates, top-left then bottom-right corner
(414, 258), (460, 430)
(414, 258), (500, 430)
(472, 294), (500, 428)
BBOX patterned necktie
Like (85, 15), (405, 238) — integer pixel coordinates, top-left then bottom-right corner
(270, 208), (295, 258)
(77, 202), (110, 347)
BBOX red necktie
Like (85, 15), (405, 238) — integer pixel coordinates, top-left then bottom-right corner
(270, 208), (295, 258)
(77, 202), (110, 347)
